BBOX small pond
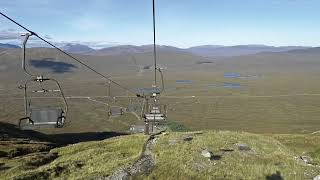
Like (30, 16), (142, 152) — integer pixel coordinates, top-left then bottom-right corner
(209, 83), (242, 89)
(224, 73), (241, 78)
(176, 80), (193, 84)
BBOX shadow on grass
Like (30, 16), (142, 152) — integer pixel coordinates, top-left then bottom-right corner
(0, 163), (10, 171)
(266, 171), (283, 180)
(0, 122), (128, 146)
(29, 58), (77, 73)
(210, 155), (222, 161)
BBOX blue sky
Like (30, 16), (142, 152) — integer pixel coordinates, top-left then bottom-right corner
(0, 0), (320, 48)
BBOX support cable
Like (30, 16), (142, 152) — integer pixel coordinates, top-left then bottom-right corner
(0, 11), (139, 96)
(153, 0), (157, 86)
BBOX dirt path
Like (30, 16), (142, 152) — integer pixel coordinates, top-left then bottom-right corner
(105, 134), (159, 180)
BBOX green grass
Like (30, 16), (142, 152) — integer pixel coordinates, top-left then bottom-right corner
(139, 131), (320, 180)
(0, 134), (148, 180)
(2, 130), (320, 179)
(3, 48), (320, 134)
(273, 134), (320, 164)
(166, 121), (190, 132)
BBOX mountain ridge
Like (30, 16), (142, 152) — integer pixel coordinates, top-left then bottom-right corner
(0, 43), (20, 49)
(0, 42), (313, 57)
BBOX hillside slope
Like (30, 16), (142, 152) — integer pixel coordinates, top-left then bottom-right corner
(0, 133), (147, 180)
(1, 131), (320, 179)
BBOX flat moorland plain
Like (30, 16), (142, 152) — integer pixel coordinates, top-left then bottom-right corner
(1, 48), (320, 134)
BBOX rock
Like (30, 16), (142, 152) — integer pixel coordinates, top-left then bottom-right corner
(192, 131), (204, 135)
(161, 132), (169, 136)
(300, 155), (313, 165)
(236, 143), (251, 151)
(183, 136), (193, 142)
(314, 175), (320, 180)
(201, 149), (212, 158)
(220, 148), (234, 152)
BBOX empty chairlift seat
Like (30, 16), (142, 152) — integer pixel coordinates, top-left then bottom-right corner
(109, 106), (124, 117)
(20, 107), (65, 129)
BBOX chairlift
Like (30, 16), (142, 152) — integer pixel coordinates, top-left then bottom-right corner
(108, 106), (124, 117)
(18, 33), (68, 130)
(144, 97), (167, 122)
(140, 79), (167, 134)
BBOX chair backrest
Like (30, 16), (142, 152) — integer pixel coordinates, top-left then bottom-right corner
(30, 108), (63, 125)
(110, 106), (123, 116)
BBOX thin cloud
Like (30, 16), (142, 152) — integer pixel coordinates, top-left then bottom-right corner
(0, 29), (20, 40)
(44, 35), (53, 40)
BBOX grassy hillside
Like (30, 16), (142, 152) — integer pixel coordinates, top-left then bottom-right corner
(0, 134), (148, 180)
(139, 131), (320, 179)
(1, 131), (320, 179)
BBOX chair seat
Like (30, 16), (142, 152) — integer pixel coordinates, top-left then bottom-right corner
(20, 107), (64, 130)
(30, 108), (63, 123)
(145, 114), (165, 121)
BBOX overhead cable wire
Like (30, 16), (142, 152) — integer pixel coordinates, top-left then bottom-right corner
(152, 0), (157, 86)
(0, 11), (139, 96)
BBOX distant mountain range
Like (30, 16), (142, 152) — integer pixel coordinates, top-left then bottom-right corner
(0, 43), (20, 49)
(90, 44), (311, 57)
(186, 45), (310, 57)
(61, 43), (95, 54)
(92, 45), (183, 56)
(0, 42), (313, 57)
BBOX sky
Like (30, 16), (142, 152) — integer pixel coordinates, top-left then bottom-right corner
(0, 0), (320, 48)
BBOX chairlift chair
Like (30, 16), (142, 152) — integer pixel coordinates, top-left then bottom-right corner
(19, 77), (68, 130)
(108, 106), (124, 117)
(144, 102), (167, 122)
(18, 33), (68, 130)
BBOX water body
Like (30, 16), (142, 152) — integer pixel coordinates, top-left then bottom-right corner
(176, 80), (193, 84)
(208, 83), (242, 89)
(224, 72), (262, 79)
(224, 73), (241, 78)
(223, 83), (241, 89)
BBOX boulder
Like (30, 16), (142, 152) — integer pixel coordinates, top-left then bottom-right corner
(300, 155), (313, 165)
(201, 149), (212, 158)
(314, 175), (320, 180)
(236, 143), (251, 151)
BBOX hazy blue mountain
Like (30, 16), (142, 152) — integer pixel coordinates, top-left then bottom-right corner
(93, 45), (185, 56)
(284, 47), (320, 54)
(0, 43), (20, 49)
(45, 42), (313, 57)
(93, 44), (310, 57)
(187, 45), (310, 57)
(62, 43), (95, 54)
